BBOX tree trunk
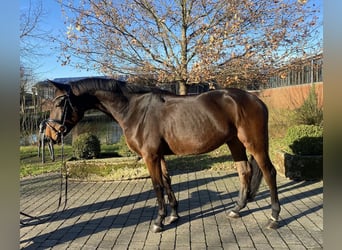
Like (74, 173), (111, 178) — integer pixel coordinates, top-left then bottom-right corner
(178, 81), (188, 95)
(179, 0), (188, 96)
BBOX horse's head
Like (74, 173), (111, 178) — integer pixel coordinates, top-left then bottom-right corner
(46, 80), (82, 143)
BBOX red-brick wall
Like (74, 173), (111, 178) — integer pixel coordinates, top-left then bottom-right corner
(250, 82), (323, 110)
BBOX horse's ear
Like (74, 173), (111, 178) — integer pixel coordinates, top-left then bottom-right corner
(48, 80), (71, 94)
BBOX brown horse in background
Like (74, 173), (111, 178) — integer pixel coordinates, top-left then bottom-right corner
(45, 77), (280, 232)
(37, 120), (55, 163)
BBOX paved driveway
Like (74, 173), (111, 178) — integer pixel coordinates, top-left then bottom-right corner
(20, 169), (323, 249)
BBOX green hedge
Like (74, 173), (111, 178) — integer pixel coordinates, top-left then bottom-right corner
(73, 133), (101, 159)
(284, 125), (323, 155)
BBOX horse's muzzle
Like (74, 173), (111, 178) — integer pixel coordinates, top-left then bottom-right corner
(45, 121), (68, 144)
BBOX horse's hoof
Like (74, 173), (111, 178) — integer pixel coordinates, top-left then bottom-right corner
(152, 224), (163, 233)
(168, 215), (179, 224)
(227, 210), (240, 219)
(266, 219), (279, 229)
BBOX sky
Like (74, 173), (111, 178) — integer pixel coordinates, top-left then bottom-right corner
(20, 0), (101, 81)
(20, 0), (323, 82)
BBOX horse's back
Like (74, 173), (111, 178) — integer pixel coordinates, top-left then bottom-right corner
(197, 88), (268, 124)
(154, 88), (267, 155)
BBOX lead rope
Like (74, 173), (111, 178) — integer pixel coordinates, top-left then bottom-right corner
(20, 133), (68, 226)
(61, 133), (68, 211)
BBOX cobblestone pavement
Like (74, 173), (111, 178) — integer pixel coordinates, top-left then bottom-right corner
(20, 169), (323, 249)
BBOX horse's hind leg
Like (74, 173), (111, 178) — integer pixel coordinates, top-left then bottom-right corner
(226, 138), (251, 218)
(252, 152), (280, 229)
(238, 128), (280, 228)
(161, 157), (179, 223)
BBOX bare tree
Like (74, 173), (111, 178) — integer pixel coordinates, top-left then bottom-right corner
(20, 0), (49, 66)
(20, 0), (50, 96)
(58, 0), (322, 94)
(20, 0), (49, 142)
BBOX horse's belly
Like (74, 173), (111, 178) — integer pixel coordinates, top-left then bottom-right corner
(162, 105), (232, 155)
(165, 131), (229, 155)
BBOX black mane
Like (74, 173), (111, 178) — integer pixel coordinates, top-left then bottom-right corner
(68, 77), (173, 96)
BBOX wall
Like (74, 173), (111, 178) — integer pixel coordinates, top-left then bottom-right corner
(250, 82), (323, 110)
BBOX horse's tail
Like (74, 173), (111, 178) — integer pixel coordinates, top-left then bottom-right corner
(248, 155), (263, 201)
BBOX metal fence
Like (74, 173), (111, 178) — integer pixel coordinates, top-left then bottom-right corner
(266, 53), (323, 89)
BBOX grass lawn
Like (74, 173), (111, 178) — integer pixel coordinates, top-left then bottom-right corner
(20, 145), (72, 178)
(20, 144), (120, 178)
(20, 143), (236, 180)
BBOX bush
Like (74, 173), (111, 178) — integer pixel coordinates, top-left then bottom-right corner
(284, 125), (323, 155)
(73, 133), (101, 159)
(294, 85), (323, 126)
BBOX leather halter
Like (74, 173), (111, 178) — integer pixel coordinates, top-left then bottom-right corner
(46, 94), (74, 136)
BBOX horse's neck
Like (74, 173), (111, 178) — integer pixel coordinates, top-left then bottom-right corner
(87, 90), (130, 127)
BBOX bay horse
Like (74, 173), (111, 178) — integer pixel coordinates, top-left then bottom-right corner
(45, 77), (280, 232)
(38, 120), (55, 163)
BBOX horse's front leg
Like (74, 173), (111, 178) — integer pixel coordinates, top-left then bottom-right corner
(48, 139), (55, 161)
(41, 135), (45, 164)
(228, 160), (251, 218)
(144, 154), (167, 233)
(38, 139), (41, 158)
(161, 157), (179, 224)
